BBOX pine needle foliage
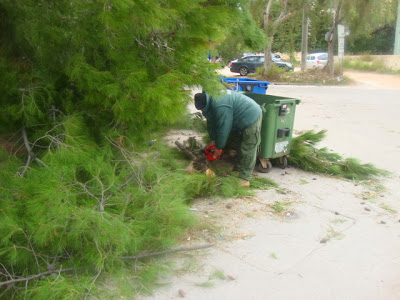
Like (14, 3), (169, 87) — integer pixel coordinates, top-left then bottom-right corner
(0, 121), (195, 298)
(0, 0), (246, 137)
(250, 177), (279, 190)
(171, 112), (207, 133)
(0, 115), (264, 299)
(290, 130), (388, 180)
(216, 2), (266, 63)
(0, 1), (265, 298)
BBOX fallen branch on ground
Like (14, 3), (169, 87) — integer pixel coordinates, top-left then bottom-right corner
(0, 268), (74, 287)
(290, 130), (388, 180)
(119, 243), (215, 260)
(175, 140), (198, 161)
(0, 244), (214, 287)
(175, 138), (213, 173)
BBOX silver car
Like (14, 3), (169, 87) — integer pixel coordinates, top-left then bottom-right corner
(306, 52), (328, 69)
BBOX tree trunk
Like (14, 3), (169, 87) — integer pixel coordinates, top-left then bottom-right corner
(261, 0), (295, 75)
(300, 4), (308, 72)
(264, 42), (273, 73)
(324, 1), (341, 77)
(325, 28), (336, 77)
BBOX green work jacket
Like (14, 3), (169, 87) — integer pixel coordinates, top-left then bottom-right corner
(202, 91), (262, 149)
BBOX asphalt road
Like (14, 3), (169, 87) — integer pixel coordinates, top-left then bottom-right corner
(267, 81), (400, 173)
(141, 74), (400, 300)
(218, 66), (400, 172)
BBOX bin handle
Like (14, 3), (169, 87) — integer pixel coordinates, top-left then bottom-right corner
(260, 103), (267, 113)
(258, 83), (269, 87)
(272, 100), (299, 106)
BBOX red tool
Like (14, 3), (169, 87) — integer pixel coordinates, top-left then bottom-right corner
(203, 145), (223, 161)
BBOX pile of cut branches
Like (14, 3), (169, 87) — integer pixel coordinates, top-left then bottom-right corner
(0, 119), (263, 299)
(289, 130), (388, 180)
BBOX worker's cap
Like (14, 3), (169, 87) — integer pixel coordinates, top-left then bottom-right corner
(194, 93), (207, 110)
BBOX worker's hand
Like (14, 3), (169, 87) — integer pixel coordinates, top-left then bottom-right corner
(213, 148), (222, 158)
(208, 141), (215, 147)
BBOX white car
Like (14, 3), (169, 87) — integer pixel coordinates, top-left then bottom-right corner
(306, 52), (328, 69)
(272, 53), (282, 61)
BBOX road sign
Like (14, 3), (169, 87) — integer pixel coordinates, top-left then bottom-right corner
(337, 24), (345, 79)
(338, 24), (345, 60)
(325, 31), (333, 42)
(394, 0), (400, 54)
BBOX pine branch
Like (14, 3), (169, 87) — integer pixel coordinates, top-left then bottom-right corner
(0, 262), (14, 285)
(175, 141), (198, 161)
(106, 136), (146, 190)
(290, 130), (387, 180)
(30, 123), (68, 150)
(74, 177), (112, 213)
(119, 243), (215, 260)
(22, 230), (41, 275)
(0, 284), (12, 299)
(47, 105), (65, 120)
(18, 126), (48, 177)
(0, 268), (74, 287)
(83, 268), (102, 300)
(106, 136), (160, 191)
(0, 244), (214, 288)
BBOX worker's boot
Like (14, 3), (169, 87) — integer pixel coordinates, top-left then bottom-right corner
(239, 179), (250, 188)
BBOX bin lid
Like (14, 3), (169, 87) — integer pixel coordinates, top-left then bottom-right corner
(222, 78), (270, 85)
(243, 92), (300, 105)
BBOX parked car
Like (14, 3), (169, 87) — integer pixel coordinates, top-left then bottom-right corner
(229, 55), (293, 76)
(272, 53), (282, 60)
(242, 52), (256, 57)
(306, 52), (328, 69)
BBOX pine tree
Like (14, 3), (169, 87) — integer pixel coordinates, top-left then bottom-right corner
(0, 1), (262, 298)
(0, 0), (247, 136)
(216, 2), (266, 63)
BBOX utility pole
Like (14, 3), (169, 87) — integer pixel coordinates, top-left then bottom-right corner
(395, 0), (400, 55)
(337, 24), (345, 79)
(301, 3), (309, 72)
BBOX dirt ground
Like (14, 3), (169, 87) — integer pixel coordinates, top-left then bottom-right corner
(344, 70), (400, 89)
(217, 66), (400, 89)
(140, 71), (400, 300)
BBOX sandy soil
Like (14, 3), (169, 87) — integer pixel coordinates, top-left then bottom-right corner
(344, 70), (400, 89)
(217, 66), (400, 89)
(139, 71), (400, 300)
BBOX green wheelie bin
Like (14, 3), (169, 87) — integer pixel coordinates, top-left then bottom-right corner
(244, 92), (301, 173)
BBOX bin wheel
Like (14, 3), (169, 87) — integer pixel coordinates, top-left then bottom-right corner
(280, 156), (288, 169)
(239, 67), (249, 76)
(256, 160), (272, 173)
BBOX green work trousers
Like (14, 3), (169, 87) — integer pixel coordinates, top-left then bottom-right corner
(228, 114), (262, 181)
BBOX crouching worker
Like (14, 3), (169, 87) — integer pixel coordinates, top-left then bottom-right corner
(194, 91), (262, 187)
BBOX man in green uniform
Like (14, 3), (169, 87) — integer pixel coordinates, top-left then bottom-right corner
(194, 90), (262, 187)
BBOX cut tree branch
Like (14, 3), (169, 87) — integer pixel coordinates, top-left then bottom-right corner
(175, 141), (198, 161)
(119, 243), (215, 260)
(18, 126), (48, 176)
(0, 268), (74, 287)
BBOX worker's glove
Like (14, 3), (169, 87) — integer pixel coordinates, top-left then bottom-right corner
(203, 145), (223, 161)
(212, 148), (222, 159)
